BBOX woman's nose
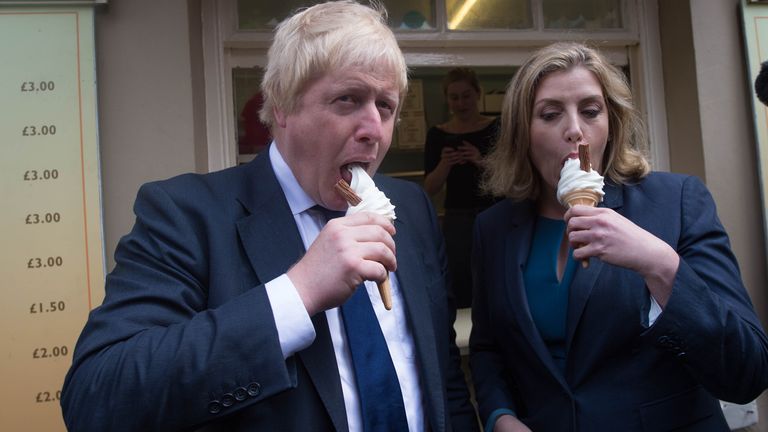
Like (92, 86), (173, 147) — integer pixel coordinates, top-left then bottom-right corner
(564, 114), (583, 144)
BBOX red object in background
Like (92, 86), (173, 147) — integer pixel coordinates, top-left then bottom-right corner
(239, 92), (271, 155)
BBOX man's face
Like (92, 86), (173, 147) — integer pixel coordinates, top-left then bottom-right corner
(274, 68), (400, 211)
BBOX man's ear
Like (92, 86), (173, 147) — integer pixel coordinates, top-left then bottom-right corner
(273, 107), (287, 128)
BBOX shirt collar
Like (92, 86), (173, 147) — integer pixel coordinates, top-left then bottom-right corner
(269, 142), (316, 215)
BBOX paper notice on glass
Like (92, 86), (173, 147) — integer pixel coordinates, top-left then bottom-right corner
(397, 110), (426, 150)
(402, 79), (424, 112)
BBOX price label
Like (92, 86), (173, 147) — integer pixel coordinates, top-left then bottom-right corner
(22, 125), (57, 137)
(21, 81), (56, 93)
(0, 6), (104, 431)
(32, 345), (69, 359)
(23, 169), (60, 181)
(30, 301), (67, 314)
(26, 256), (64, 269)
(35, 391), (61, 404)
(25, 212), (62, 225)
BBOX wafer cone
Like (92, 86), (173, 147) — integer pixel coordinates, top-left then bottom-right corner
(563, 189), (600, 208)
(335, 179), (393, 310)
(563, 189), (600, 268)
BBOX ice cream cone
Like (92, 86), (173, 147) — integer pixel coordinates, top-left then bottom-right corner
(335, 178), (394, 310)
(563, 189), (600, 268)
(563, 189), (599, 208)
(378, 277), (392, 310)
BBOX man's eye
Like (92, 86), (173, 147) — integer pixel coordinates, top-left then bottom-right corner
(377, 100), (394, 112)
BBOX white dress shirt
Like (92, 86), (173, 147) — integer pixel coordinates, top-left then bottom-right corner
(263, 144), (425, 432)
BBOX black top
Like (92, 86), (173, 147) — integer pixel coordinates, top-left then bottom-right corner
(424, 117), (500, 210)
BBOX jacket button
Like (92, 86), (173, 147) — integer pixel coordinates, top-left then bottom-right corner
(247, 382), (261, 397)
(221, 393), (235, 407)
(208, 400), (222, 414)
(234, 387), (248, 401)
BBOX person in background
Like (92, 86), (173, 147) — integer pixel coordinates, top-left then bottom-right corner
(470, 42), (768, 431)
(423, 67), (499, 309)
(61, 2), (478, 431)
(238, 92), (271, 155)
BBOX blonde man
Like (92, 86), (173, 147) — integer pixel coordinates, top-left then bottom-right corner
(62, 2), (478, 431)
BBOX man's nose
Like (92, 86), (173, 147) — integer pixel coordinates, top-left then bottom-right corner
(355, 102), (385, 144)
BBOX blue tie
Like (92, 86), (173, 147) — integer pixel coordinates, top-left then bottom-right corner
(314, 206), (409, 431)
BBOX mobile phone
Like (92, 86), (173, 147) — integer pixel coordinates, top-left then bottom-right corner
(445, 134), (462, 149)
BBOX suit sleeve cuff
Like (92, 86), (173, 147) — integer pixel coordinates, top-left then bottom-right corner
(485, 408), (517, 432)
(265, 274), (315, 358)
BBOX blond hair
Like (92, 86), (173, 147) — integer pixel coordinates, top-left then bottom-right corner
(482, 42), (650, 200)
(259, 1), (408, 128)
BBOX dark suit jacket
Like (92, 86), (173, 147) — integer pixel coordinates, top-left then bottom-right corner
(469, 172), (768, 432)
(61, 150), (478, 431)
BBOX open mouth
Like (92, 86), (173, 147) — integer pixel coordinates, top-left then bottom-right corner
(340, 162), (369, 184)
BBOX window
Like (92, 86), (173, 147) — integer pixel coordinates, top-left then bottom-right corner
(202, 0), (667, 173)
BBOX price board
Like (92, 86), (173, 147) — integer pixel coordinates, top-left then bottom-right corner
(0, 4), (104, 430)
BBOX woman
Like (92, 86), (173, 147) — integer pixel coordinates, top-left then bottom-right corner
(424, 67), (499, 308)
(469, 42), (768, 431)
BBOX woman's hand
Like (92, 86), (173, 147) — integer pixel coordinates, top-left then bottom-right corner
(456, 141), (482, 165)
(564, 205), (679, 307)
(494, 414), (532, 432)
(439, 146), (464, 167)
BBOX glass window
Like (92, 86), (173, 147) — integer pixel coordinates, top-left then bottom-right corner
(446, 0), (531, 30)
(385, 0), (435, 30)
(232, 67), (269, 158)
(542, 0), (622, 30)
(379, 66), (517, 212)
(237, 0), (324, 30)
(237, 0), (435, 31)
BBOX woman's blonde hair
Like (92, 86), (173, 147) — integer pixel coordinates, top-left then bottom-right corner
(482, 42), (650, 200)
(259, 1), (408, 129)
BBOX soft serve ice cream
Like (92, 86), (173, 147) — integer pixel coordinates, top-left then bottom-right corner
(346, 165), (396, 220)
(556, 151), (604, 268)
(335, 164), (396, 310)
(556, 157), (605, 207)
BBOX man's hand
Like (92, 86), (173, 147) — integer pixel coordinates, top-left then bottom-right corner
(287, 212), (396, 316)
(494, 414), (532, 432)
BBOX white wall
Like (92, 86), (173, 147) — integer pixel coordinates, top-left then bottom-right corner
(95, 0), (201, 270)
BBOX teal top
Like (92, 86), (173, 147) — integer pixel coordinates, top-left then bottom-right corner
(523, 216), (576, 374)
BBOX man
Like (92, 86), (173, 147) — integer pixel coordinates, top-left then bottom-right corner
(61, 1), (478, 431)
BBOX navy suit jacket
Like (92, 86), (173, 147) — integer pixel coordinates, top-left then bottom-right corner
(61, 150), (478, 431)
(470, 172), (768, 431)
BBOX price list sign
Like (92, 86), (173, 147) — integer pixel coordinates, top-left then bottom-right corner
(0, 6), (104, 430)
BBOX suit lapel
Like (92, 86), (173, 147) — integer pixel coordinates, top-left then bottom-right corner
(235, 152), (348, 431)
(564, 182), (623, 355)
(393, 217), (447, 432)
(505, 203), (568, 388)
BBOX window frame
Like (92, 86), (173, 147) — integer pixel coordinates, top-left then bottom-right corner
(201, 0), (668, 171)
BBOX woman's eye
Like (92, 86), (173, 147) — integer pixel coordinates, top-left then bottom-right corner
(582, 108), (601, 118)
(540, 111), (559, 121)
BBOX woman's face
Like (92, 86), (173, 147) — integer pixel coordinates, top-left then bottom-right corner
(529, 65), (609, 198)
(446, 80), (481, 121)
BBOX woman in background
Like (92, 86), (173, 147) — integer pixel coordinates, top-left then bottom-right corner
(424, 67), (499, 308)
(469, 42), (768, 431)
